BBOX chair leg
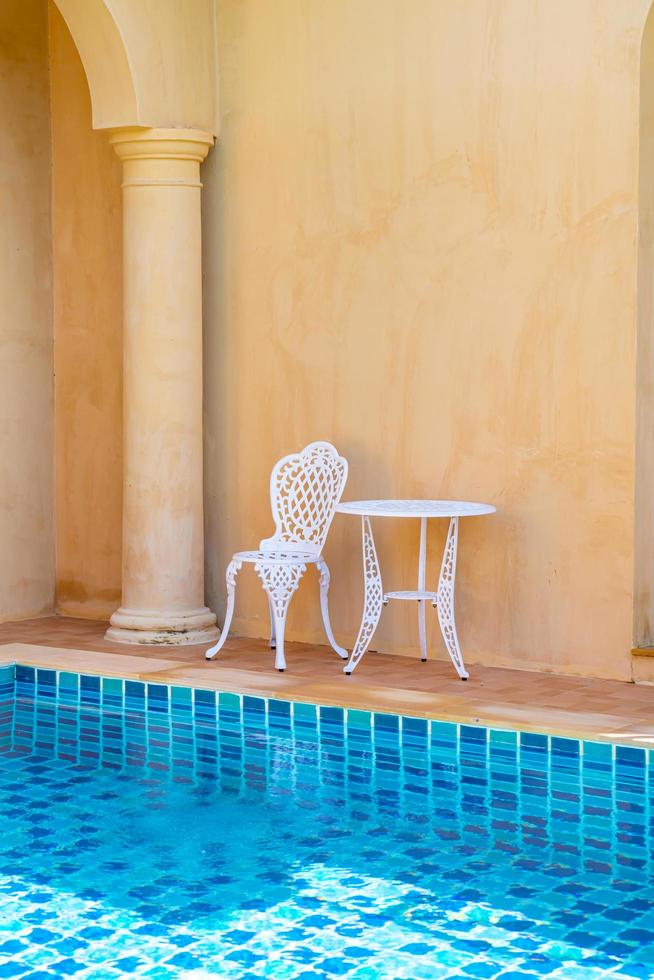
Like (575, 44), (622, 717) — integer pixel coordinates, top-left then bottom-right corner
(272, 605), (288, 672)
(205, 559), (241, 660)
(268, 597), (277, 649)
(255, 560), (306, 671)
(316, 559), (348, 659)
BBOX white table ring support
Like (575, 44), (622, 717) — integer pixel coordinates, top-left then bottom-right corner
(335, 500), (496, 678)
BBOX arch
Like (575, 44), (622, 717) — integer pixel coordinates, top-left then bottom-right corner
(51, 0), (218, 134)
(52, 0), (138, 129)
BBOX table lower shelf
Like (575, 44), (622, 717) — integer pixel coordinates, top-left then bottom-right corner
(383, 590), (439, 603)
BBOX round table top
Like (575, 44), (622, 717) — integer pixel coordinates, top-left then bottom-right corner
(336, 499), (496, 518)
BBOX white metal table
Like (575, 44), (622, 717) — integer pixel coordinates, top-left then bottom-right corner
(336, 499), (496, 678)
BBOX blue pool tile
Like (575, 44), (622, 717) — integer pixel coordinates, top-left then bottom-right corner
(584, 740), (613, 765)
(319, 957), (354, 975)
(551, 736), (580, 758)
(616, 745), (646, 769)
(165, 952), (203, 969)
(170, 685), (192, 708)
(400, 942), (436, 954)
(461, 724), (486, 744)
(16, 664), (35, 684)
(219, 691), (241, 712)
(347, 709), (371, 730)
(403, 715), (428, 738)
(0, 966), (28, 979)
(147, 684), (169, 712)
(521, 731), (548, 752)
(49, 959), (84, 976)
(113, 956), (144, 972)
(36, 669), (56, 697)
(269, 698), (290, 718)
(243, 695), (266, 715)
(225, 949), (264, 965)
(193, 688), (216, 716)
(125, 680), (145, 704)
(101, 676), (123, 704)
(374, 712), (399, 733)
(79, 674), (100, 705)
(431, 720), (457, 744)
(0, 940), (27, 956)
(320, 705), (344, 727)
(490, 727), (517, 747)
(59, 672), (79, 692)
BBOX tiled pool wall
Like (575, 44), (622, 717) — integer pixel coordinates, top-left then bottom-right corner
(0, 664), (13, 751)
(2, 662), (652, 796)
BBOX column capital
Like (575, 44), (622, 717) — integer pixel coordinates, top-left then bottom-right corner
(109, 127), (214, 164)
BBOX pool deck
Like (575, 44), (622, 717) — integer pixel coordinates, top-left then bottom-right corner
(0, 616), (651, 749)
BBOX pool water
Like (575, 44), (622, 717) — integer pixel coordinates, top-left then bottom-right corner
(0, 664), (652, 979)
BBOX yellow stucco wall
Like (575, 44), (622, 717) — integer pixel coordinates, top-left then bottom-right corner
(0, 0), (55, 620)
(203, 0), (650, 680)
(43, 0), (653, 680)
(50, 3), (123, 620)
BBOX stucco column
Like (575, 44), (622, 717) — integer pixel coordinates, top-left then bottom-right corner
(106, 128), (218, 645)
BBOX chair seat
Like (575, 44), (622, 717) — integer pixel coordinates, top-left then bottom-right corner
(233, 549), (321, 564)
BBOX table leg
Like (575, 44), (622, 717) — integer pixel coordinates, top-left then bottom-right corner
(344, 516), (384, 674)
(418, 516), (428, 661)
(434, 517), (469, 680)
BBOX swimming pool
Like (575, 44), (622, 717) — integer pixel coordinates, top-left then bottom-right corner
(0, 662), (651, 979)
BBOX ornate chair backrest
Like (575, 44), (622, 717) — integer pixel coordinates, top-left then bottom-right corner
(259, 442), (348, 556)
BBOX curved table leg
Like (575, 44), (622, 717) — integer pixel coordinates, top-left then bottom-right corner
(344, 516), (384, 674)
(434, 517), (469, 679)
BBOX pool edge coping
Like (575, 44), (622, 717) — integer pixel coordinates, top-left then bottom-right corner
(0, 647), (651, 758)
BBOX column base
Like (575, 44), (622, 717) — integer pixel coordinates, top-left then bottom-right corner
(106, 606), (219, 646)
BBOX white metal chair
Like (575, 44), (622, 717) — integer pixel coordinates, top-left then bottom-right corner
(205, 441), (349, 671)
